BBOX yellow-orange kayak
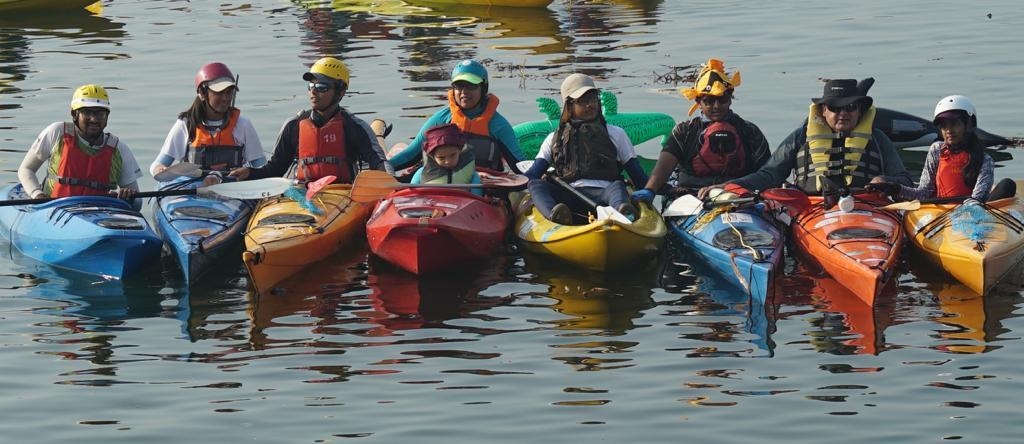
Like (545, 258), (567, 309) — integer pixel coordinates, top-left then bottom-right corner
(903, 195), (1024, 295)
(512, 192), (666, 272)
(0, 0), (98, 12)
(242, 184), (372, 293)
(412, 0), (553, 8)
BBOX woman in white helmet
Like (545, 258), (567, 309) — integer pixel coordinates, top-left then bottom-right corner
(17, 84), (144, 208)
(868, 95), (1015, 202)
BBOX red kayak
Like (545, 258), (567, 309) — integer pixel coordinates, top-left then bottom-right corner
(366, 187), (510, 275)
(788, 193), (903, 306)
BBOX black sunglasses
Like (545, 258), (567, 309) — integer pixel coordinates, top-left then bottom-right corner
(307, 82), (331, 93)
(825, 103), (860, 113)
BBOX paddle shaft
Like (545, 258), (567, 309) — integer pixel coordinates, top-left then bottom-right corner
(550, 176), (599, 211)
(0, 189), (204, 206)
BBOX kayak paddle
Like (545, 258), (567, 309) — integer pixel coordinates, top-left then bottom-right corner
(0, 177), (293, 206)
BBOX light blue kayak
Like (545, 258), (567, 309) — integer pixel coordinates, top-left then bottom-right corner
(152, 178), (254, 285)
(667, 200), (785, 303)
(0, 183), (163, 279)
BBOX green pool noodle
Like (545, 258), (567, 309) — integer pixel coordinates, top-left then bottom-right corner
(513, 90), (677, 159)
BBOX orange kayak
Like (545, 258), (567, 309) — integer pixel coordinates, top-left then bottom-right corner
(790, 195), (903, 306)
(242, 184), (372, 293)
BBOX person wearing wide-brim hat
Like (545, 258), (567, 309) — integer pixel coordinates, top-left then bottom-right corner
(633, 58), (771, 205)
(713, 78), (913, 197)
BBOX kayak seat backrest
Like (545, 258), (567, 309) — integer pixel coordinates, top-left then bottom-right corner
(256, 213), (317, 226)
(826, 227), (889, 241)
(172, 206), (230, 222)
(712, 227), (777, 249)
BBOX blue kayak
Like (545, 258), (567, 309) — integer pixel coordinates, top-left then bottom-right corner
(152, 178), (254, 285)
(0, 183), (162, 279)
(666, 200), (785, 303)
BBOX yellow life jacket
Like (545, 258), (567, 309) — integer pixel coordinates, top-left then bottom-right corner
(797, 104), (880, 192)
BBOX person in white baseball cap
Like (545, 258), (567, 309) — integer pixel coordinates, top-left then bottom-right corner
(522, 73), (649, 224)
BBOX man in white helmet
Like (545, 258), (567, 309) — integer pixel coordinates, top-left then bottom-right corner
(17, 84), (143, 208)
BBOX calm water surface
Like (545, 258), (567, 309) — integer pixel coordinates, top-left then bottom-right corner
(1, 1), (1023, 442)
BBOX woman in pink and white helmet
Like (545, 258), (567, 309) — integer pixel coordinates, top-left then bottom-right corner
(150, 61), (266, 184)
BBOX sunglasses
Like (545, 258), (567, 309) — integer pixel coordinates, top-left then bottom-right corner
(699, 95), (731, 105)
(825, 103), (860, 113)
(307, 82), (331, 93)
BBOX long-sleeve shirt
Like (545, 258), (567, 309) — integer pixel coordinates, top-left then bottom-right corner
(728, 125), (914, 193)
(388, 101), (524, 171)
(897, 141), (994, 201)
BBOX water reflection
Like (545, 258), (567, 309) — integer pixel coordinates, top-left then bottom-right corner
(660, 254), (775, 357)
(782, 271), (895, 356)
(0, 8), (126, 98)
(904, 266), (1022, 354)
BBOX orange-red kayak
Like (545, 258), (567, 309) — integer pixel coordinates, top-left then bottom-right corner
(366, 187), (509, 275)
(790, 195), (903, 306)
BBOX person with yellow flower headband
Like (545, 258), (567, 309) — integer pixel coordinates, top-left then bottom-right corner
(632, 58), (770, 204)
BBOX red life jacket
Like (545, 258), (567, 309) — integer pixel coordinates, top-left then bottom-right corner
(690, 121), (746, 177)
(297, 113), (351, 183)
(189, 108), (243, 170)
(50, 123), (117, 197)
(935, 146), (972, 198)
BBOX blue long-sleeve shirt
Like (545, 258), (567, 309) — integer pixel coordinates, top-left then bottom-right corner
(389, 99), (524, 171)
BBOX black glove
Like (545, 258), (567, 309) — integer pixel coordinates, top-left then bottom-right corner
(866, 182), (901, 196)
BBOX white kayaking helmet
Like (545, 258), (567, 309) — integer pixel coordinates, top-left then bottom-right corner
(933, 95), (976, 128)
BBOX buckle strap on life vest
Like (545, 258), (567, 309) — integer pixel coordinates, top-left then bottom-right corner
(56, 177), (114, 191)
(300, 156), (342, 165)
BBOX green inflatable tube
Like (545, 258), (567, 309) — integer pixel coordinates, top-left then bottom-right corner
(513, 90), (676, 159)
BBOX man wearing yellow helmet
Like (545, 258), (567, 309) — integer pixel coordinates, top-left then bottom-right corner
(17, 84), (143, 206)
(229, 57), (390, 183)
(633, 58), (770, 205)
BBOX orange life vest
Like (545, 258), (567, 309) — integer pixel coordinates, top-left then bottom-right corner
(189, 108), (243, 170)
(448, 92), (505, 169)
(935, 146), (972, 198)
(448, 91), (498, 136)
(51, 123), (117, 197)
(297, 113), (351, 183)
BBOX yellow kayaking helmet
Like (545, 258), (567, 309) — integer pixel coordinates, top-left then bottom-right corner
(681, 58), (741, 115)
(70, 84), (111, 111)
(303, 57), (350, 89)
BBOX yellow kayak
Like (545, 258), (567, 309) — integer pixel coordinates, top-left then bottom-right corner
(904, 195), (1024, 295)
(512, 192), (666, 272)
(412, 0), (553, 8)
(0, 0), (99, 12)
(242, 184), (372, 294)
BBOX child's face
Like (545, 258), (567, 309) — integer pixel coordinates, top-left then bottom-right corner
(430, 145), (462, 169)
(936, 117), (967, 146)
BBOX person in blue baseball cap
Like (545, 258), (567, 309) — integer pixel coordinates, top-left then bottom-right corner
(380, 59), (525, 178)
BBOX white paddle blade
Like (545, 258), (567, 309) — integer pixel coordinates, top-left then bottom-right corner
(200, 177), (295, 199)
(663, 194), (703, 217)
(596, 206), (633, 224)
(879, 200), (921, 211)
(154, 162), (202, 182)
(515, 160), (534, 173)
